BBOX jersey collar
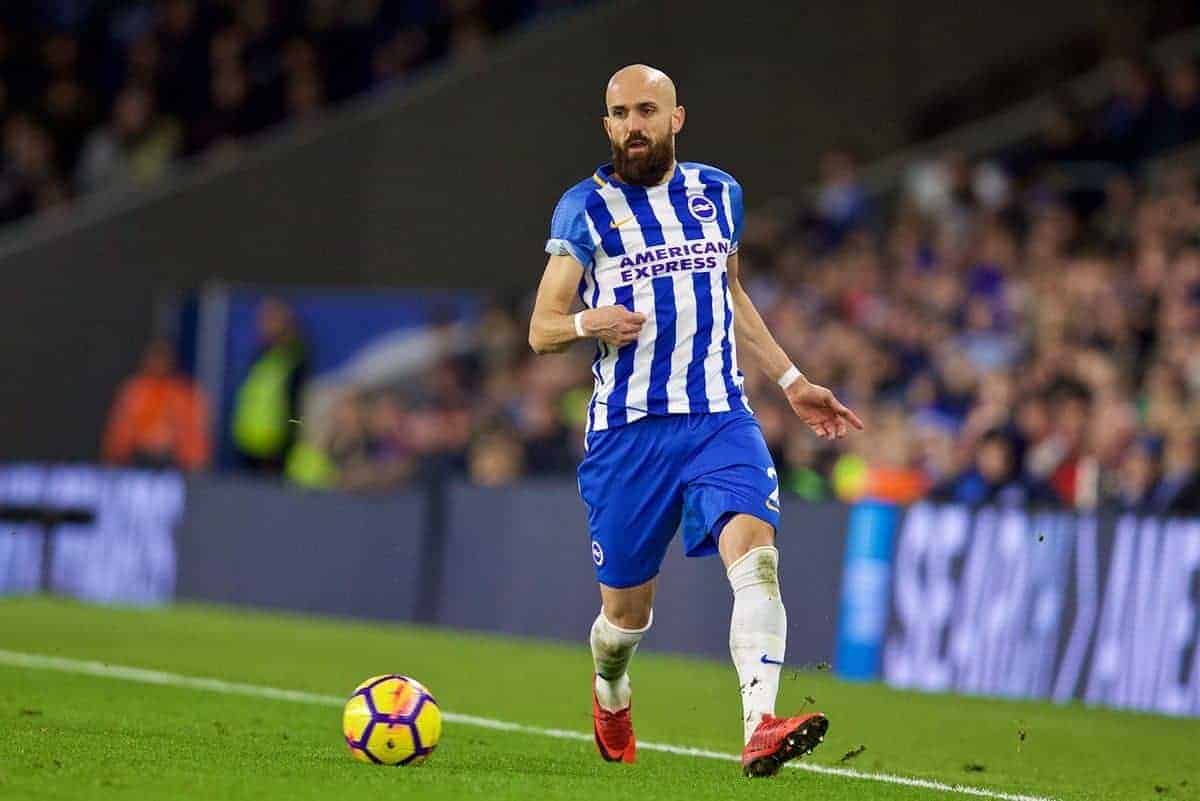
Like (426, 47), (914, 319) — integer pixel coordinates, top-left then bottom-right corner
(592, 162), (681, 188)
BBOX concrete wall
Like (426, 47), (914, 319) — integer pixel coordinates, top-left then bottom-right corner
(173, 475), (850, 664)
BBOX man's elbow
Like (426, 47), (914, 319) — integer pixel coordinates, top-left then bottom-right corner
(528, 324), (553, 355)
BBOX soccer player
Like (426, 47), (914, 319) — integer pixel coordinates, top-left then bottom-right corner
(528, 64), (864, 777)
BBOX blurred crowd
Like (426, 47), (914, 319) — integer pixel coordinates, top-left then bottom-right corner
(0, 0), (577, 227)
(101, 48), (1200, 515)
(738, 152), (1200, 516)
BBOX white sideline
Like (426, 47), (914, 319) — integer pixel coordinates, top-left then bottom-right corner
(0, 649), (1060, 801)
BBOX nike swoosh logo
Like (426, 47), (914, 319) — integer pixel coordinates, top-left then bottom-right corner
(760, 655), (784, 666)
(610, 215), (635, 230)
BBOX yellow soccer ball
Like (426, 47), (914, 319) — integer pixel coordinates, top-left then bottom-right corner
(343, 675), (442, 765)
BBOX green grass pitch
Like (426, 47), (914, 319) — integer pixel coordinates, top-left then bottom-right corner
(0, 597), (1196, 801)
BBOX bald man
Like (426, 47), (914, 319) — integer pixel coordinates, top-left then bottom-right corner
(528, 65), (863, 777)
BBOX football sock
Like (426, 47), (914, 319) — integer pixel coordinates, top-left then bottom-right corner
(590, 609), (652, 712)
(727, 545), (787, 744)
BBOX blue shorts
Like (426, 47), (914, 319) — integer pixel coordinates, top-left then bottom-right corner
(577, 409), (780, 588)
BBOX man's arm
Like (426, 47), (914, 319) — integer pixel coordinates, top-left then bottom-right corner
(727, 252), (865, 439)
(528, 253), (646, 354)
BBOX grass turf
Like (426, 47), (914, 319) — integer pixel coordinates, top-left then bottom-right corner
(0, 597), (1196, 801)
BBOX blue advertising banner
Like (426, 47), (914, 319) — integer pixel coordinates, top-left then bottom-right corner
(835, 502), (1200, 717)
(0, 465), (184, 604)
(835, 502), (899, 680)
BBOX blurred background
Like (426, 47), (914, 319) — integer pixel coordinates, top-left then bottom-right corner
(1, 0), (1198, 715)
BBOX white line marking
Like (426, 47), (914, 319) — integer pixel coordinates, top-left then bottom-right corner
(0, 649), (1060, 801)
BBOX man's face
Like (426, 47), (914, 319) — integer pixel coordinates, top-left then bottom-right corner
(257, 299), (293, 344)
(977, 437), (1012, 484)
(141, 340), (175, 377)
(603, 72), (683, 186)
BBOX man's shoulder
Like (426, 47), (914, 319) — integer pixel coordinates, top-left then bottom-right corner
(680, 161), (740, 188)
(554, 174), (603, 212)
(547, 173), (604, 255)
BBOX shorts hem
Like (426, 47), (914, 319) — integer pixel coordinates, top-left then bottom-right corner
(684, 503), (779, 559)
(596, 569), (661, 590)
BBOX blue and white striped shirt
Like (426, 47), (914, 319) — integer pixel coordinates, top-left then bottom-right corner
(545, 161), (748, 434)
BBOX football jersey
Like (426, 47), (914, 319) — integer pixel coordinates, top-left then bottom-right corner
(545, 161), (747, 434)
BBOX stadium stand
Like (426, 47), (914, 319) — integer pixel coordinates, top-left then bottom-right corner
(268, 49), (1200, 513)
(0, 0), (586, 227)
(6, 4), (1194, 512)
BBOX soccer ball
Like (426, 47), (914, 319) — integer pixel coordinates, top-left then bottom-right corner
(343, 675), (442, 765)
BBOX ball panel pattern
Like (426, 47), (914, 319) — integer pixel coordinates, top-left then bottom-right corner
(344, 675), (442, 766)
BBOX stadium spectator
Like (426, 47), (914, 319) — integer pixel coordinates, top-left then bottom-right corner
(291, 391), (415, 492)
(467, 424), (525, 487)
(76, 85), (181, 192)
(102, 338), (210, 471)
(0, 113), (66, 223)
(1095, 58), (1157, 165)
(1105, 437), (1162, 513)
(1152, 431), (1200, 515)
(932, 429), (1028, 507)
(188, 59), (256, 155)
(231, 297), (308, 475)
(1151, 58), (1200, 153)
(813, 146), (872, 248)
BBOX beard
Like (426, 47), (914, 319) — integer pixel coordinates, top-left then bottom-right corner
(611, 133), (674, 186)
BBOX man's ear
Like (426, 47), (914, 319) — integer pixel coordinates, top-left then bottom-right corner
(672, 105), (685, 135)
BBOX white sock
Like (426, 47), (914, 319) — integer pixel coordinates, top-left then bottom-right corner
(728, 545), (787, 744)
(590, 609), (652, 712)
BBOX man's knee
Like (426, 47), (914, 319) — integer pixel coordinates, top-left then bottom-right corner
(600, 578), (655, 630)
(602, 602), (652, 631)
(718, 513), (776, 566)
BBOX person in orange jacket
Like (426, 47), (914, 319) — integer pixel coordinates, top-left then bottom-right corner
(102, 338), (211, 471)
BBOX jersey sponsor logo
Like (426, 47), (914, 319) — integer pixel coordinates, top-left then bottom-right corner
(591, 540), (605, 567)
(688, 194), (718, 222)
(616, 241), (730, 284)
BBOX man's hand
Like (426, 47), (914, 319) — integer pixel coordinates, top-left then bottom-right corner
(784, 377), (865, 440)
(581, 306), (646, 348)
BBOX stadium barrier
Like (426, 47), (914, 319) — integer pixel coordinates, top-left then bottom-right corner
(175, 473), (429, 621)
(4, 466), (1197, 717)
(0, 466), (846, 667)
(436, 482), (846, 663)
(836, 502), (1200, 717)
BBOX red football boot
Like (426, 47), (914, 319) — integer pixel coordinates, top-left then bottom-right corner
(592, 684), (636, 764)
(741, 712), (828, 777)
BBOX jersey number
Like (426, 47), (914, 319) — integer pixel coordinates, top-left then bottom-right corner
(766, 467), (780, 513)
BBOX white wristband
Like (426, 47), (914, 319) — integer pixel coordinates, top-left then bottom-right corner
(777, 365), (802, 389)
(573, 311), (587, 338)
